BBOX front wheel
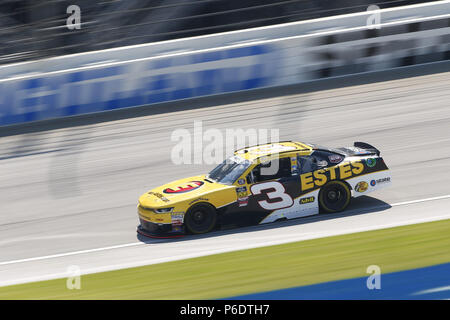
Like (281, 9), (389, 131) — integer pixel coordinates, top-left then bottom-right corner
(319, 181), (351, 213)
(184, 203), (217, 234)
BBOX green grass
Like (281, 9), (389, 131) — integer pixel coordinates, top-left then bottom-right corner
(1, 219), (450, 299)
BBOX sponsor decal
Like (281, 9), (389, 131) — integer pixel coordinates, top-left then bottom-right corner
(370, 180), (376, 186)
(236, 186), (248, 207)
(299, 196), (315, 204)
(236, 186), (248, 199)
(291, 157), (299, 175)
(355, 181), (369, 193)
(237, 192), (247, 198)
(291, 156), (299, 175)
(376, 177), (391, 184)
(171, 213), (184, 226)
(300, 160), (364, 191)
(238, 179), (246, 185)
(163, 181), (204, 194)
(366, 158), (377, 167)
(328, 154), (343, 163)
(237, 196), (249, 207)
(148, 191), (170, 202)
(188, 197), (209, 205)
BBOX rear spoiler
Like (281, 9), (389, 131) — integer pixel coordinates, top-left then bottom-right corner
(354, 142), (380, 156)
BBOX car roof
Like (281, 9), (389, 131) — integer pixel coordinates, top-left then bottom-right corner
(234, 141), (313, 161)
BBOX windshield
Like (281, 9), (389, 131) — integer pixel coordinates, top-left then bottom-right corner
(207, 156), (252, 185)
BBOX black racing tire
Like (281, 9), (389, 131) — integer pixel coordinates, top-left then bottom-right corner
(184, 203), (217, 234)
(319, 180), (351, 213)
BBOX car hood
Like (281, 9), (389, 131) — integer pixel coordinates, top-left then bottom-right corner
(138, 175), (229, 208)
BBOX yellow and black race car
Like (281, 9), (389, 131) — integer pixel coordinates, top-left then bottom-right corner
(137, 141), (391, 238)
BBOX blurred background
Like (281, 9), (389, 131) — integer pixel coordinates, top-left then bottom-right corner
(0, 0), (433, 65)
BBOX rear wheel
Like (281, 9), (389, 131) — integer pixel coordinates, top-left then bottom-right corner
(319, 181), (351, 213)
(184, 203), (217, 234)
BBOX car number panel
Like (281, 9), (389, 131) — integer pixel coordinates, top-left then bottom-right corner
(218, 176), (319, 228)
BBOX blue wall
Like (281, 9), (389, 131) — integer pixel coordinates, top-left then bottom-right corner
(0, 44), (279, 126)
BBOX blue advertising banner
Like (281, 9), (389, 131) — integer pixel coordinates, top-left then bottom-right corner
(0, 44), (279, 126)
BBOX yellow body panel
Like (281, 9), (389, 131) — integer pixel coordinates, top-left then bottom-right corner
(138, 174), (237, 224)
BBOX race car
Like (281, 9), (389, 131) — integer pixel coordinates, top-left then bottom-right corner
(137, 141), (391, 238)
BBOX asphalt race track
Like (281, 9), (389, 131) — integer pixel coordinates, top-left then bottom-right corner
(1, 62), (450, 286)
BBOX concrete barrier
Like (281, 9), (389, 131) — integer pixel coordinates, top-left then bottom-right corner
(0, 1), (449, 126)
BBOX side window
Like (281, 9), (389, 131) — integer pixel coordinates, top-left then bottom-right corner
(251, 157), (292, 183)
(297, 151), (344, 174)
(298, 155), (318, 174)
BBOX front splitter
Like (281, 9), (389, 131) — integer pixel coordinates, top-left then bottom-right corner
(137, 225), (185, 239)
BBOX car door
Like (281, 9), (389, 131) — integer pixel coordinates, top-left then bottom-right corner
(219, 156), (297, 228)
(251, 155), (322, 223)
(295, 154), (326, 217)
(248, 156), (299, 221)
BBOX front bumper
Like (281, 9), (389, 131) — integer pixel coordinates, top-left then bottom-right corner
(137, 218), (185, 238)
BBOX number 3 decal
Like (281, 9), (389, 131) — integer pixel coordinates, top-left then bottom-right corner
(250, 181), (293, 210)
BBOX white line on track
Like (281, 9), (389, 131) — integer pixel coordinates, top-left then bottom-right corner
(412, 285), (450, 296)
(0, 194), (449, 267)
(0, 242), (143, 266)
(391, 194), (450, 206)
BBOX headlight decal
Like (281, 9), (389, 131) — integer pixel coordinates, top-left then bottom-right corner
(154, 207), (174, 213)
